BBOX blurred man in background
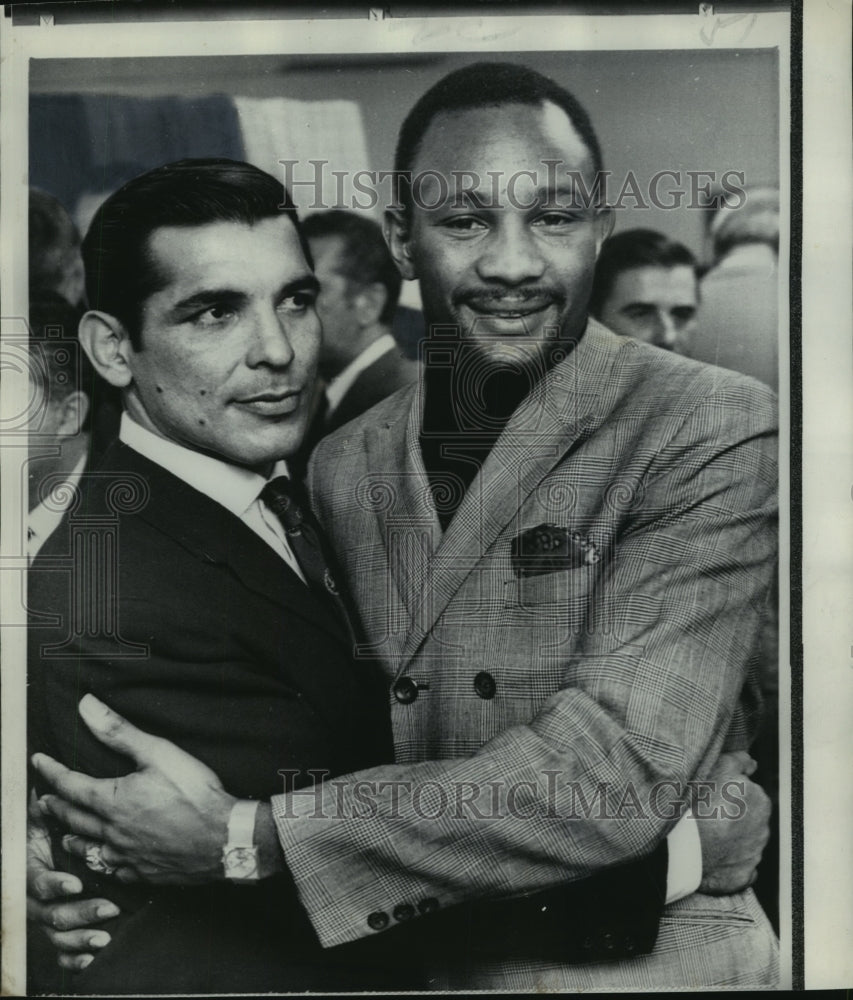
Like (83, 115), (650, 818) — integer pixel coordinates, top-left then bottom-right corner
(693, 187), (779, 390)
(589, 228), (699, 355)
(29, 189), (86, 309)
(27, 293), (91, 561)
(302, 210), (419, 436)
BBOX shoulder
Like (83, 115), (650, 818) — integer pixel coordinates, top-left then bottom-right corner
(586, 323), (777, 434)
(316, 380), (417, 457)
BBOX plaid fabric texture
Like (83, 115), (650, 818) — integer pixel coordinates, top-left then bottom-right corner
(271, 322), (779, 986)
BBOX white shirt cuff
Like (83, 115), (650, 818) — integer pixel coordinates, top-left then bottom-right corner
(665, 812), (702, 903)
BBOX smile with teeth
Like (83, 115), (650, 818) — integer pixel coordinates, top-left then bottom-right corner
(467, 297), (552, 318)
(469, 296), (551, 319)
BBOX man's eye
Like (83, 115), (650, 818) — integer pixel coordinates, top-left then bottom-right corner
(534, 212), (576, 228)
(278, 291), (316, 313)
(442, 216), (487, 232)
(194, 304), (236, 326)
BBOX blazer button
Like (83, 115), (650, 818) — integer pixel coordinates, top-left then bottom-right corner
(367, 911), (389, 931)
(417, 897), (440, 914)
(474, 671), (496, 699)
(393, 677), (419, 704)
(393, 903), (415, 922)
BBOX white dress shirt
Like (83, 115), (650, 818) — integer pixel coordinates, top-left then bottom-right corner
(120, 413), (306, 584)
(324, 333), (396, 418)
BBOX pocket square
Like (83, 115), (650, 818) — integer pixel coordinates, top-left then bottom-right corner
(511, 523), (600, 577)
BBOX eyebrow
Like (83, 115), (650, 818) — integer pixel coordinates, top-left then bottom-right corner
(169, 275), (320, 318)
(444, 185), (595, 211)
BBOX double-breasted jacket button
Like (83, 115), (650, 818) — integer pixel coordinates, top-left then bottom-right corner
(393, 903), (415, 922)
(474, 670), (496, 699)
(367, 911), (390, 931)
(417, 897), (440, 914)
(393, 677), (419, 704)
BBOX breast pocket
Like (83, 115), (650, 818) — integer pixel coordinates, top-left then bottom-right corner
(503, 564), (598, 612)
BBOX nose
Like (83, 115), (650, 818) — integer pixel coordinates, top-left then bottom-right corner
(247, 306), (295, 368)
(476, 217), (547, 286)
(651, 311), (680, 351)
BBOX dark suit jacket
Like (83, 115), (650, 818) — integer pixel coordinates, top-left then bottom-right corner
(28, 441), (396, 994)
(325, 345), (419, 435)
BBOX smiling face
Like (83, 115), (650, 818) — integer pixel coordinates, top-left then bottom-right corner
(119, 216), (320, 470)
(598, 264), (698, 353)
(387, 100), (611, 374)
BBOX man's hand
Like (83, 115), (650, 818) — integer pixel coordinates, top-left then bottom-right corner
(27, 790), (120, 970)
(31, 694), (237, 885)
(697, 751), (772, 894)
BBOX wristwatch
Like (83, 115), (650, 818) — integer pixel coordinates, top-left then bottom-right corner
(222, 799), (260, 884)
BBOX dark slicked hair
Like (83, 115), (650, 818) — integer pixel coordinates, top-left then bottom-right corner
(301, 210), (402, 325)
(82, 158), (308, 350)
(589, 229), (699, 318)
(394, 61), (604, 214)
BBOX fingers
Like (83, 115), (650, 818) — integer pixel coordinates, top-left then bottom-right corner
(60, 953), (95, 971)
(28, 894), (120, 933)
(714, 751), (757, 777)
(61, 835), (128, 871)
(78, 694), (167, 768)
(30, 754), (117, 820)
(38, 794), (108, 841)
(27, 867), (83, 903)
(700, 863), (760, 895)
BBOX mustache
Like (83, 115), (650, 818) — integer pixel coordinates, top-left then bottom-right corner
(453, 286), (565, 306)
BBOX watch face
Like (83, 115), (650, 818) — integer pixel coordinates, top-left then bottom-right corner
(224, 846), (258, 880)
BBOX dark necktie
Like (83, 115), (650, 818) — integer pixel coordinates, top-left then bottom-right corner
(259, 476), (356, 640)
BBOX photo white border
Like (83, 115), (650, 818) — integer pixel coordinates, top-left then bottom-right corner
(0, 4), (837, 992)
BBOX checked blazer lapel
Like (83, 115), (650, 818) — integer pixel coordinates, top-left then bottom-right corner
(412, 323), (620, 654)
(363, 386), (443, 657)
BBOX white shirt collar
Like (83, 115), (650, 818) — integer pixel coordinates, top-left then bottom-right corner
(325, 333), (396, 415)
(119, 412), (290, 514)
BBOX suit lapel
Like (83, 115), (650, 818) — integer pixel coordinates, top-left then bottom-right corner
(362, 384), (442, 649)
(110, 444), (345, 641)
(409, 322), (621, 654)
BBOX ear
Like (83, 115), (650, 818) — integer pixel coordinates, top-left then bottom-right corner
(78, 311), (135, 389)
(593, 207), (615, 257)
(54, 390), (91, 438)
(383, 208), (417, 281)
(353, 281), (388, 328)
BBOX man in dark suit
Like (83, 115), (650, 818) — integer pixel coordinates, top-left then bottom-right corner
(302, 210), (419, 436)
(27, 159), (395, 993)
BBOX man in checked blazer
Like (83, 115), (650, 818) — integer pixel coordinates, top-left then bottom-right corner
(32, 64), (778, 989)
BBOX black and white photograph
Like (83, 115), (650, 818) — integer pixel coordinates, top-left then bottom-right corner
(1, 2), (849, 993)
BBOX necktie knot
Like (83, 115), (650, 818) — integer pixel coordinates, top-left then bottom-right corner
(260, 476), (362, 647)
(260, 477), (305, 535)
